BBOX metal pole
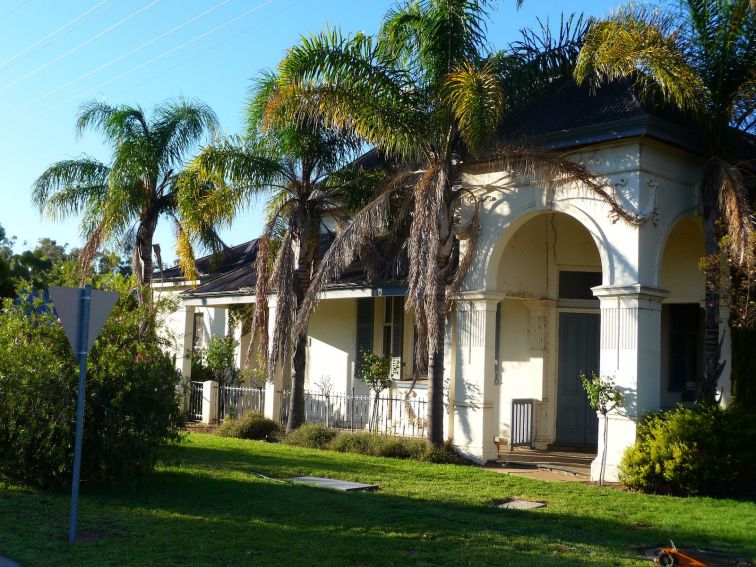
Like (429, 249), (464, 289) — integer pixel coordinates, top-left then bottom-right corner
(68, 285), (91, 545)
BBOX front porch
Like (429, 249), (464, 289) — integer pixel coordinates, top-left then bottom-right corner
(495, 446), (595, 480)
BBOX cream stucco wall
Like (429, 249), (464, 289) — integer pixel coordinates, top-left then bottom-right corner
(305, 299), (358, 394)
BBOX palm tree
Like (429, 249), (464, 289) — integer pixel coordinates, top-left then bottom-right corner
(270, 1), (638, 444)
(179, 72), (380, 433)
(574, 0), (755, 402)
(32, 98), (221, 298)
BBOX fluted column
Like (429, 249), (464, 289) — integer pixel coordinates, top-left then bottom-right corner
(451, 298), (500, 463)
(591, 284), (668, 481)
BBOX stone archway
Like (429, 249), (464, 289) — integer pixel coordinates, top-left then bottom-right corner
(491, 211), (604, 449)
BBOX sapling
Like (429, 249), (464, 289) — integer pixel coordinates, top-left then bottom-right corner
(581, 372), (623, 486)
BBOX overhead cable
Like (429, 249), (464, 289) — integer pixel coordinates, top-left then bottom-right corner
(5, 0), (234, 116)
(0, 0), (113, 72)
(17, 0), (276, 125)
(0, 0), (161, 95)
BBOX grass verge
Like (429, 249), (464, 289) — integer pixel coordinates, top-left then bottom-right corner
(0, 432), (753, 566)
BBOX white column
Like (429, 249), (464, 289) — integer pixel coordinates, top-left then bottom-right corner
(180, 306), (195, 379)
(263, 303), (287, 421)
(591, 284), (668, 481)
(451, 298), (499, 463)
(201, 380), (219, 424)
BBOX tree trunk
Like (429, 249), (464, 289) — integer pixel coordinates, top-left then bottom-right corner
(426, 292), (446, 446)
(285, 212), (318, 433)
(699, 174), (724, 402)
(286, 322), (307, 433)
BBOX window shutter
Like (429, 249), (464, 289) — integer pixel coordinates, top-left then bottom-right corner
(391, 297), (404, 377)
(355, 298), (374, 368)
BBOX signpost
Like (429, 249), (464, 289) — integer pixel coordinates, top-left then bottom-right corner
(49, 285), (119, 545)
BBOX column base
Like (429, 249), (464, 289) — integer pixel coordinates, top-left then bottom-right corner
(590, 413), (637, 483)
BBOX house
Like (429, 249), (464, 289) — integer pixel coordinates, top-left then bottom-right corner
(155, 82), (738, 482)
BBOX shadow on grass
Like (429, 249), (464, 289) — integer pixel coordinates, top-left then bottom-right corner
(1, 438), (754, 567)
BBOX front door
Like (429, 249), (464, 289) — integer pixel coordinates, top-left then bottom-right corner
(556, 312), (599, 445)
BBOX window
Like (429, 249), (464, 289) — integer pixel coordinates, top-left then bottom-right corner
(667, 304), (703, 393)
(559, 270), (601, 300)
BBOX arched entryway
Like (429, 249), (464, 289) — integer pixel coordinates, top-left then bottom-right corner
(493, 211), (604, 448)
(659, 215), (706, 405)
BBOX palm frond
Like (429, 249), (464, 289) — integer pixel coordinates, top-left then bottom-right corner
(294, 170), (419, 337)
(707, 157), (754, 268)
(76, 100), (148, 144)
(444, 61), (504, 155)
(273, 29), (427, 160)
(31, 158), (110, 217)
(574, 4), (707, 115)
(153, 98), (220, 171)
(267, 230), (296, 379)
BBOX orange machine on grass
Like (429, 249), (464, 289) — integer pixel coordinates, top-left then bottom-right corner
(652, 541), (753, 566)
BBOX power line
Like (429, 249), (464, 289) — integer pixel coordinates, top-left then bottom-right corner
(16, 0), (276, 126)
(121, 0), (305, 99)
(0, 0), (32, 23)
(0, 0), (161, 95)
(0, 0), (114, 73)
(3, 0), (234, 117)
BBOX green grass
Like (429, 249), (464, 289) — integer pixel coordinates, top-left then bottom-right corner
(1, 433), (754, 566)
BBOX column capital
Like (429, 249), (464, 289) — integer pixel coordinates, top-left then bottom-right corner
(454, 293), (502, 311)
(592, 284), (669, 302)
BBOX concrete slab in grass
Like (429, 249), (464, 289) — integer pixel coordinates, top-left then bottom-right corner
(288, 476), (378, 492)
(494, 499), (547, 510)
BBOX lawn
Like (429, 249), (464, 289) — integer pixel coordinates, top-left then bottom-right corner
(0, 433), (754, 566)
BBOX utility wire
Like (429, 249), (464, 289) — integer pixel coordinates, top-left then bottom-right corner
(0, 0), (161, 95)
(119, 0), (304, 99)
(3, 0), (234, 117)
(0, 0), (31, 23)
(0, 0), (113, 73)
(16, 0), (276, 126)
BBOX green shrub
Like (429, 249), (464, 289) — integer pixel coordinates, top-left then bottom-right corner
(283, 424), (338, 449)
(217, 412), (281, 441)
(619, 404), (755, 496)
(0, 279), (183, 488)
(331, 432), (466, 464)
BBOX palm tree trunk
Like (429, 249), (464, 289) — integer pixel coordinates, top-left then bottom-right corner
(286, 219), (318, 433)
(699, 175), (724, 402)
(287, 318), (307, 433)
(426, 291), (446, 446)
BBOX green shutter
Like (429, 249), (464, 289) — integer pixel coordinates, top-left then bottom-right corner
(356, 298), (374, 368)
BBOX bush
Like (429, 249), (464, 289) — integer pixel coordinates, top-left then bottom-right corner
(619, 404), (755, 496)
(283, 424), (338, 449)
(217, 412), (281, 441)
(331, 432), (466, 464)
(0, 279), (183, 488)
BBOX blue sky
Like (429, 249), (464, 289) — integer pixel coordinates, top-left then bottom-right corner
(0, 0), (616, 264)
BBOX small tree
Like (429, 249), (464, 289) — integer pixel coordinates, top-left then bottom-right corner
(314, 375), (334, 428)
(204, 335), (239, 387)
(581, 372), (624, 486)
(357, 352), (397, 432)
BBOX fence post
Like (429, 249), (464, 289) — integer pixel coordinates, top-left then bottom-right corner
(201, 380), (219, 424)
(350, 387), (355, 432)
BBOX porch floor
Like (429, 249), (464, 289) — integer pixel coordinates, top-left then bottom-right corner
(494, 447), (595, 480)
